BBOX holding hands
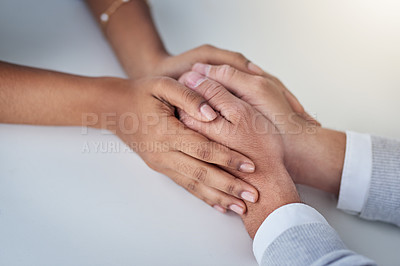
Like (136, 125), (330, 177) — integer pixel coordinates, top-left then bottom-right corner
(171, 62), (347, 238)
(85, 0), (320, 216)
(2, 1), (389, 264)
(177, 69), (301, 237)
(1, 0), (346, 244)
(188, 63), (345, 196)
(106, 76), (262, 213)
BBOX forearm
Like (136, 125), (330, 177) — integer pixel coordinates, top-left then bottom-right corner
(285, 127), (346, 196)
(0, 61), (119, 128)
(86, 0), (167, 78)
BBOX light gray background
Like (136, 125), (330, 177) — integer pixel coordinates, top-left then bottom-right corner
(1, 0), (400, 265)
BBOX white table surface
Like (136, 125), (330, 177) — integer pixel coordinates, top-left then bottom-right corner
(1, 1), (400, 265)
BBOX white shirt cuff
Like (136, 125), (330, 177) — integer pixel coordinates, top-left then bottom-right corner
(337, 131), (372, 214)
(252, 203), (329, 264)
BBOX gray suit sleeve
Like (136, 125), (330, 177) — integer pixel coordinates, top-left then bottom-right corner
(260, 223), (375, 266)
(259, 136), (400, 265)
(359, 136), (400, 226)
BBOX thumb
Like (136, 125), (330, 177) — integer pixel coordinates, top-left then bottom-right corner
(153, 77), (217, 122)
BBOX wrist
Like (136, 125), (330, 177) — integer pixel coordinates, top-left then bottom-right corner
(284, 125), (346, 195)
(242, 167), (300, 238)
(83, 77), (129, 130)
(126, 50), (170, 79)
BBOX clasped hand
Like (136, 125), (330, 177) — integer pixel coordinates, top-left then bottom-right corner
(107, 45), (316, 235)
(177, 67), (303, 237)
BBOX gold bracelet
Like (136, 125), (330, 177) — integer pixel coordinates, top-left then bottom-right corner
(100, 0), (131, 28)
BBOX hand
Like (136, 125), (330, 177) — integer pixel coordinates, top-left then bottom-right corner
(190, 63), (345, 195)
(140, 44), (265, 79)
(96, 77), (260, 214)
(191, 62), (319, 130)
(178, 71), (300, 237)
(145, 45), (318, 128)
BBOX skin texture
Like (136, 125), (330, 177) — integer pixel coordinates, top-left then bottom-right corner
(85, 0), (312, 118)
(0, 61), (262, 213)
(178, 72), (301, 237)
(108, 77), (262, 213)
(0, 62), (108, 126)
(0, 0), (342, 227)
(1, 0), (269, 214)
(85, 0), (264, 79)
(0, 59), (345, 237)
(191, 63), (346, 196)
(84, 0), (313, 209)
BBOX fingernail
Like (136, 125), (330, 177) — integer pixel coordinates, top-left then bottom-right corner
(200, 104), (217, 121)
(229, 204), (245, 215)
(185, 71), (206, 88)
(193, 63), (211, 76)
(241, 191), (256, 203)
(213, 205), (226, 213)
(248, 62), (264, 74)
(239, 162), (255, 173)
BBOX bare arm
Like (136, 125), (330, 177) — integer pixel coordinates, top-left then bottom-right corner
(0, 60), (260, 212)
(0, 61), (112, 127)
(86, 0), (167, 78)
(85, 0), (266, 79)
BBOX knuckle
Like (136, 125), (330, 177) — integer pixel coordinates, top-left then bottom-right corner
(236, 103), (250, 116)
(154, 76), (174, 93)
(193, 167), (207, 183)
(155, 76), (171, 87)
(228, 103), (251, 124)
(179, 111), (191, 125)
(225, 156), (235, 168)
(226, 182), (236, 195)
(201, 80), (222, 97)
(253, 76), (268, 88)
(176, 160), (191, 175)
(196, 146), (213, 161)
(181, 88), (201, 105)
(202, 198), (214, 207)
(217, 64), (236, 81)
(233, 51), (246, 61)
(270, 76), (281, 85)
(199, 44), (215, 51)
(217, 197), (225, 206)
(186, 181), (197, 192)
(227, 112), (241, 124)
